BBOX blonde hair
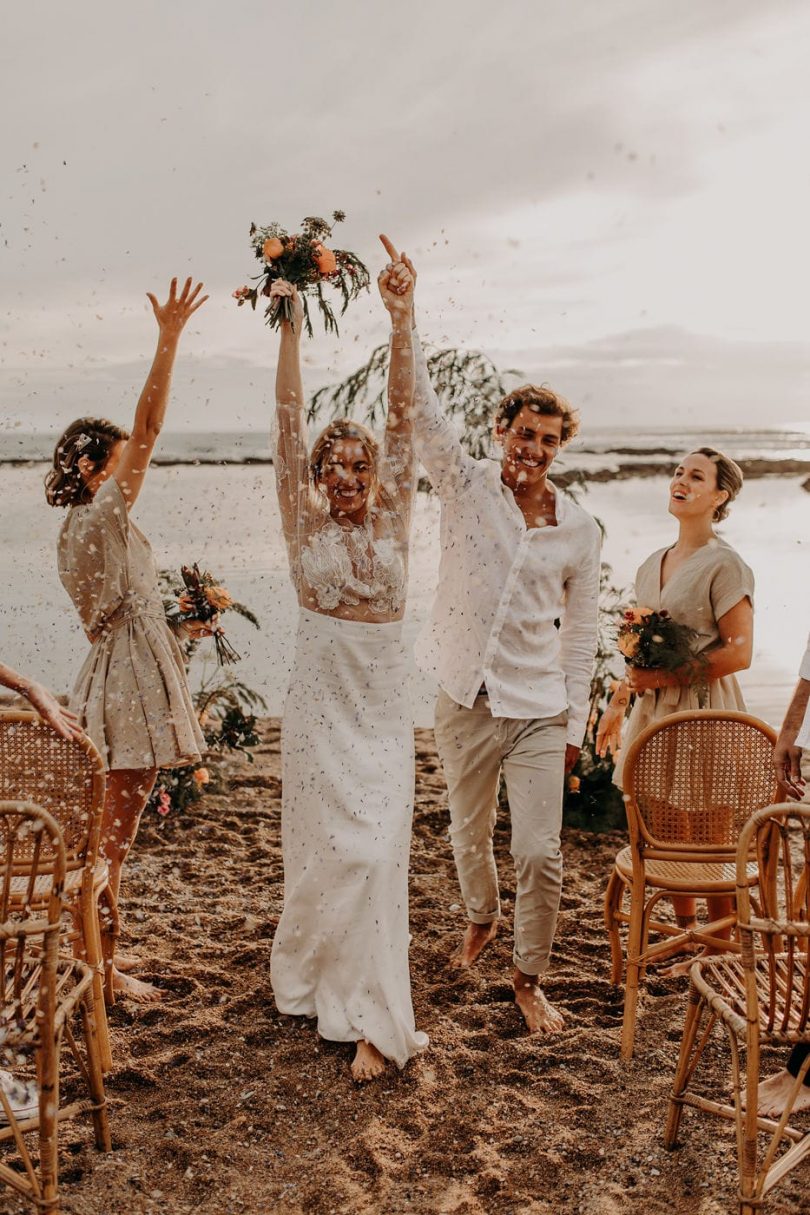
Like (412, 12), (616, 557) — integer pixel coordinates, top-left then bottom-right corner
(691, 447), (744, 522)
(309, 419), (380, 490)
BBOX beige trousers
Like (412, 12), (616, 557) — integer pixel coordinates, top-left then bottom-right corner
(434, 688), (568, 975)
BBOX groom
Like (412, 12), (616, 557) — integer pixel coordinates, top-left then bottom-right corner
(384, 239), (601, 1033)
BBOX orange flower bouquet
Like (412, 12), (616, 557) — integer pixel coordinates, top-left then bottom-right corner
(616, 607), (707, 704)
(165, 564), (258, 666)
(233, 211), (370, 337)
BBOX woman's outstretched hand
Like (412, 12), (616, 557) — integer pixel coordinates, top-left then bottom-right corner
(378, 234), (415, 320)
(269, 279), (305, 333)
(147, 277), (208, 338)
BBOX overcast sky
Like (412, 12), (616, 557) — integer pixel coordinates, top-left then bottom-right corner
(2, 0), (809, 437)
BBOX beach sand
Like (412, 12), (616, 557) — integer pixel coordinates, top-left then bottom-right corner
(9, 720), (805, 1215)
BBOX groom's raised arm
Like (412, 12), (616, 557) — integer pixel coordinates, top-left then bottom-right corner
(409, 329), (476, 497)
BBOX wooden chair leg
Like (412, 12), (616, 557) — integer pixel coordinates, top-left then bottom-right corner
(604, 868), (625, 986)
(664, 982), (704, 1147)
(621, 878), (647, 1060)
(81, 892), (113, 1073)
(38, 1031), (61, 1215)
(79, 989), (111, 1152)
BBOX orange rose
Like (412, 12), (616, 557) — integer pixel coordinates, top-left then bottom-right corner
(205, 585), (233, 611)
(568, 775), (581, 793)
(617, 632), (641, 659)
(262, 237), (284, 261)
(193, 767), (210, 786)
(314, 243), (337, 274)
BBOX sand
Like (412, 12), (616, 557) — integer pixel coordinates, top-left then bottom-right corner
(2, 722), (806, 1215)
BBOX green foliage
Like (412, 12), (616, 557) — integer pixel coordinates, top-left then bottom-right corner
(308, 342), (520, 460)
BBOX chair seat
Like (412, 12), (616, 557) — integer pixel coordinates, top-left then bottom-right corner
(7, 859), (109, 905)
(694, 953), (810, 1043)
(614, 845), (758, 891)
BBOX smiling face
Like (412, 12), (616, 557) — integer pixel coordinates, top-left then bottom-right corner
(317, 437), (375, 521)
(668, 451), (728, 522)
(496, 405), (564, 493)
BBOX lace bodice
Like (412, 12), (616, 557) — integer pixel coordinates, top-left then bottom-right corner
(298, 516), (406, 614)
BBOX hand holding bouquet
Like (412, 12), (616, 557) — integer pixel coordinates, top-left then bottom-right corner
(170, 565), (241, 665)
(233, 211), (370, 337)
(617, 607), (708, 704)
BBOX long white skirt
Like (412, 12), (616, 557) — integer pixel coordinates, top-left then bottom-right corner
(270, 608), (428, 1067)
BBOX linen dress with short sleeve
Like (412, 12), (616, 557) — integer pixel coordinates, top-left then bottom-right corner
(614, 538), (755, 787)
(57, 477), (204, 770)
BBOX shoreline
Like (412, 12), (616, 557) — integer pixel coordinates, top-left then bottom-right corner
(4, 455), (810, 484)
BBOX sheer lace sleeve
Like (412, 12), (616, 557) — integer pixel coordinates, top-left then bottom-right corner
(272, 402), (325, 591)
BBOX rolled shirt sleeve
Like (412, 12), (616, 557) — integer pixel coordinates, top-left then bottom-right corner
(559, 521), (602, 747)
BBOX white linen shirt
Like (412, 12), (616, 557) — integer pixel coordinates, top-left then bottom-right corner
(411, 335), (601, 747)
(796, 633), (810, 750)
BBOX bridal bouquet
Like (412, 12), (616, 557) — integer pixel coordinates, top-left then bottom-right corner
(233, 211), (370, 337)
(617, 607), (708, 704)
(164, 564), (255, 666)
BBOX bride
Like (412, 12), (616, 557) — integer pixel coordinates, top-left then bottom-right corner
(269, 241), (428, 1081)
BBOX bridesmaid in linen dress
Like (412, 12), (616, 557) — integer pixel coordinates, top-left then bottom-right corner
(597, 448), (754, 970)
(269, 242), (428, 1082)
(45, 277), (208, 1001)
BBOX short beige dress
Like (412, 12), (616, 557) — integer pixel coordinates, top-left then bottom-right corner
(57, 477), (204, 771)
(614, 538), (755, 787)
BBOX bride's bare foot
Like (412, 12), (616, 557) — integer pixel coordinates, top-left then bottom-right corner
(451, 920), (498, 969)
(513, 969), (564, 1034)
(112, 968), (163, 1004)
(351, 1041), (386, 1083)
(757, 1069), (810, 1118)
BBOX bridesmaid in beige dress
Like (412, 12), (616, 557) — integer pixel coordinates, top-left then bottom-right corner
(45, 277), (208, 1001)
(597, 448), (754, 970)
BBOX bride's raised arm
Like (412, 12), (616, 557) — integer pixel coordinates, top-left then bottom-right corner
(272, 281), (311, 556)
(378, 235), (416, 523)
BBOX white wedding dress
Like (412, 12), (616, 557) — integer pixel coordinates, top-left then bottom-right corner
(269, 404), (428, 1068)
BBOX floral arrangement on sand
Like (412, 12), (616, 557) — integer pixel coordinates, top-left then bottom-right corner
(617, 606), (708, 705)
(233, 211), (370, 337)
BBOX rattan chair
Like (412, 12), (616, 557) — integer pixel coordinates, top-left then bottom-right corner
(0, 800), (110, 1215)
(604, 710), (778, 1058)
(0, 712), (113, 1073)
(664, 802), (810, 1214)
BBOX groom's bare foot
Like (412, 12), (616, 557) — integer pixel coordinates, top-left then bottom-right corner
(351, 1041), (386, 1083)
(513, 969), (564, 1034)
(112, 968), (163, 1004)
(451, 921), (498, 969)
(757, 1069), (810, 1118)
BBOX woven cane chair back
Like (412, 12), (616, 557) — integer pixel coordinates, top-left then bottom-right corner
(0, 712), (104, 870)
(0, 801), (65, 1053)
(735, 803), (810, 1042)
(624, 711), (776, 851)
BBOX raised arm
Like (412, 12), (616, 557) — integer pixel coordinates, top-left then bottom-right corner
(115, 277), (208, 509)
(378, 235), (416, 519)
(270, 281), (311, 555)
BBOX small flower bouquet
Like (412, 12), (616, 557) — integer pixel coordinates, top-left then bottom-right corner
(617, 606), (708, 704)
(233, 211), (370, 337)
(165, 564), (252, 666)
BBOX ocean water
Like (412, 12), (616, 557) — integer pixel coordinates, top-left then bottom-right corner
(2, 460), (808, 729)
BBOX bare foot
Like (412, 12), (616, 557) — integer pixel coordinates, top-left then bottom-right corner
(659, 946), (705, 979)
(451, 921), (498, 969)
(513, 969), (564, 1034)
(757, 1069), (810, 1118)
(112, 968), (163, 1004)
(351, 1041), (386, 1083)
(115, 953), (141, 973)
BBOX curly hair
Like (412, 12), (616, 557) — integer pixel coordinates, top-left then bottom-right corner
(691, 446), (744, 522)
(44, 417), (129, 507)
(494, 384), (580, 445)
